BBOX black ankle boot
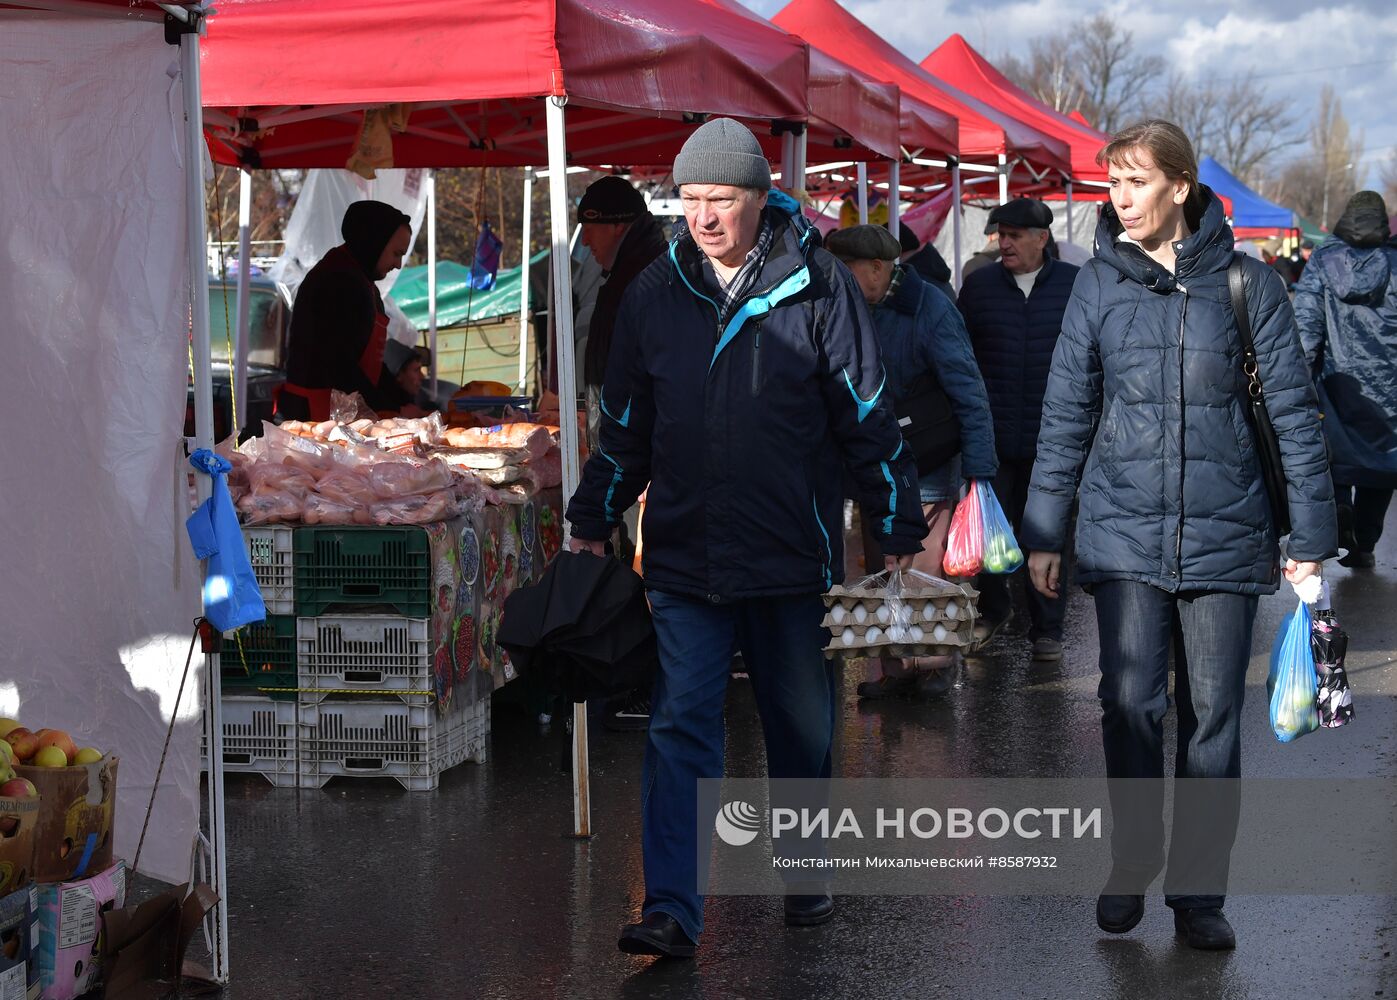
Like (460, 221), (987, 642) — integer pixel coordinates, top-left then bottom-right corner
(1096, 894), (1144, 933)
(1173, 907), (1236, 950)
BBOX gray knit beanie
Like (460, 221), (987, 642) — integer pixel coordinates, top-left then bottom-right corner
(673, 118), (772, 190)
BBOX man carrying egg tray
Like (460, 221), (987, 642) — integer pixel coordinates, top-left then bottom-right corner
(565, 119), (928, 957)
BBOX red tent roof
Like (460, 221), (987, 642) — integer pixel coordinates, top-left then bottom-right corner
(921, 34), (1109, 183)
(773, 0), (1069, 173)
(200, 0), (813, 168)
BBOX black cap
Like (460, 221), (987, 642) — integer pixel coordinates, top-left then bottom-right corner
(898, 224), (922, 255)
(578, 176), (647, 224)
(985, 198), (1053, 234)
(826, 225), (903, 262)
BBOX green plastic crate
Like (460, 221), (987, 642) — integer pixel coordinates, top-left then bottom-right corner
(292, 526), (432, 617)
(222, 615), (298, 701)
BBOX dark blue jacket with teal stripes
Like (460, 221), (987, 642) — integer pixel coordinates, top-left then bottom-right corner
(565, 197), (927, 602)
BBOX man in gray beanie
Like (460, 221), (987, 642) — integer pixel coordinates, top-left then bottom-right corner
(566, 118), (926, 957)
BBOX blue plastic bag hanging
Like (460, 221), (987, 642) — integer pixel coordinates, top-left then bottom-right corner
(975, 480), (1024, 574)
(186, 449), (267, 633)
(1266, 599), (1319, 743)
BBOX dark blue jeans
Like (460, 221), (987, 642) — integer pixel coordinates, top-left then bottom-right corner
(641, 590), (835, 943)
(1093, 582), (1258, 910)
(1336, 484), (1393, 552)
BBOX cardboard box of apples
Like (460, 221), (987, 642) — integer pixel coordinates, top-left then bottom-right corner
(0, 719), (118, 885)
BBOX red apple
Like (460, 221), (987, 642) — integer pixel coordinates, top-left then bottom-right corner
(4, 729), (37, 763)
(0, 777), (36, 798)
(33, 730), (76, 765)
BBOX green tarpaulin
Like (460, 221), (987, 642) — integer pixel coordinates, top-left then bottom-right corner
(392, 251), (548, 330)
(1296, 213), (1329, 245)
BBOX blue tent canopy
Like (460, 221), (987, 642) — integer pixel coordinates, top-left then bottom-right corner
(1199, 156), (1296, 232)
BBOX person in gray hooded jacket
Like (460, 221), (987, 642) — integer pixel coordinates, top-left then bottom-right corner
(1294, 190), (1397, 568)
(1021, 120), (1335, 952)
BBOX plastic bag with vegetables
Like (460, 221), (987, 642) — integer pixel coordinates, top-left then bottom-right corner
(943, 483), (985, 577)
(976, 480), (1024, 574)
(1267, 599), (1320, 743)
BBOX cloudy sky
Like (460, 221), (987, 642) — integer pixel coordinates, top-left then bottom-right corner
(747, 0), (1397, 184)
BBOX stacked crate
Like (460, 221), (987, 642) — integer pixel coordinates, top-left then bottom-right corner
(205, 523), (490, 791)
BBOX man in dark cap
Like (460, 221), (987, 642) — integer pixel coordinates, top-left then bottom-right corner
(576, 176), (668, 732)
(566, 118), (925, 956)
(281, 200), (412, 420)
(957, 197), (1079, 661)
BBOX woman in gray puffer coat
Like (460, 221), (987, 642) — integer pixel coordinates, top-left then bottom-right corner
(1020, 121), (1336, 952)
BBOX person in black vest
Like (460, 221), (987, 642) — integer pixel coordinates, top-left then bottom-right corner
(957, 198), (1079, 660)
(281, 201), (411, 421)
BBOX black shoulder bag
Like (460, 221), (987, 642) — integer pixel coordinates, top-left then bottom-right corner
(892, 284), (961, 474)
(1227, 256), (1292, 536)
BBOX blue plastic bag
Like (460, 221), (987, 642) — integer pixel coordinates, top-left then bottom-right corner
(975, 480), (1024, 574)
(1266, 599), (1319, 743)
(186, 449), (266, 633)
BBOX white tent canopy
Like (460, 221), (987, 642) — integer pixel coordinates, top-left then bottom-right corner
(0, 0), (226, 981)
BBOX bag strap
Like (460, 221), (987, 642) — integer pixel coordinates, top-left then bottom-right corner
(1227, 254), (1266, 402)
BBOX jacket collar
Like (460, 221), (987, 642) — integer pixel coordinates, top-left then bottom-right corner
(1093, 186), (1235, 293)
(670, 194), (816, 302)
(884, 263), (924, 316)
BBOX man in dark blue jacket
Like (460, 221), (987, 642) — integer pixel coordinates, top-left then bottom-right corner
(958, 198), (1080, 660)
(565, 119), (926, 957)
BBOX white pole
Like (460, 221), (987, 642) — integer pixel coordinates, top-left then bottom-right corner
(547, 98), (590, 838)
(794, 129), (808, 193)
(856, 162), (869, 225)
(998, 152), (1009, 205)
(887, 161), (900, 235)
(780, 133), (795, 187)
(518, 167), (533, 392)
(177, 19), (230, 986)
(952, 161), (963, 290)
(427, 172), (438, 400)
(233, 169), (252, 436)
(1065, 180), (1075, 246)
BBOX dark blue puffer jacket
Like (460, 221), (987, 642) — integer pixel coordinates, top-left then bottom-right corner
(1021, 191), (1337, 595)
(566, 199), (927, 602)
(957, 254), (1079, 462)
(1294, 238), (1397, 489)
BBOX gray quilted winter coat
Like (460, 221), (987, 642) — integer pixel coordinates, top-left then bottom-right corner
(1021, 191), (1337, 595)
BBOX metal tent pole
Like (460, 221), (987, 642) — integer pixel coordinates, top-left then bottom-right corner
(518, 167), (533, 392)
(998, 152), (1009, 204)
(780, 132), (795, 188)
(427, 172), (438, 399)
(233, 169), (252, 434)
(952, 160), (963, 290)
(547, 98), (590, 838)
(1065, 180), (1075, 246)
(794, 129), (808, 193)
(856, 161), (868, 224)
(175, 14), (230, 986)
(887, 161), (900, 234)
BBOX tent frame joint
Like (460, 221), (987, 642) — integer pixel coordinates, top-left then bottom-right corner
(163, 8), (201, 43)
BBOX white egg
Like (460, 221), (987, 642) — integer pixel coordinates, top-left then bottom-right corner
(865, 626), (883, 643)
(944, 600), (958, 619)
(875, 604), (891, 624)
(852, 603), (869, 624)
(840, 628), (857, 646)
(922, 601), (937, 619)
(831, 604), (846, 625)
(910, 625), (925, 641)
(887, 623), (906, 641)
(933, 624), (948, 641)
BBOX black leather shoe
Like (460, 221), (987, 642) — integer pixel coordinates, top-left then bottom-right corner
(1173, 907), (1236, 950)
(784, 893), (834, 927)
(1096, 894), (1144, 933)
(618, 912), (696, 958)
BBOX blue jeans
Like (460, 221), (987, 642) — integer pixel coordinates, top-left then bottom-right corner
(641, 590), (835, 942)
(1093, 582), (1258, 910)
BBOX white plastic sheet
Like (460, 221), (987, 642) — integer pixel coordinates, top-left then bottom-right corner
(269, 167), (429, 346)
(0, 11), (202, 885)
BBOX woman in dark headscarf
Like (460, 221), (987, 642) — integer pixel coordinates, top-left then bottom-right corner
(280, 200), (412, 421)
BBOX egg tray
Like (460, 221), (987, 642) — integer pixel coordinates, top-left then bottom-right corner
(823, 579), (972, 607)
(821, 591), (979, 631)
(823, 618), (976, 657)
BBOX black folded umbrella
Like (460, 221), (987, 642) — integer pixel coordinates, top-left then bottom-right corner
(498, 550), (656, 703)
(1311, 608), (1355, 729)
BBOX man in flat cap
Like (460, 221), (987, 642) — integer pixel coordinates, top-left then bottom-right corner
(957, 198), (1079, 661)
(565, 118), (926, 957)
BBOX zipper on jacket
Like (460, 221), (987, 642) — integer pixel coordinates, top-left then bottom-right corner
(750, 321), (763, 394)
(1174, 290), (1188, 578)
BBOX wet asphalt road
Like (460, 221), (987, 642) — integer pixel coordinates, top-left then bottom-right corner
(208, 513), (1397, 1000)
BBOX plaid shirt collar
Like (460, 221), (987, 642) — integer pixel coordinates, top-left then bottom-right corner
(878, 264), (905, 307)
(705, 217), (775, 322)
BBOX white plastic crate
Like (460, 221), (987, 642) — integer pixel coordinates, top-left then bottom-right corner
(244, 525), (296, 615)
(201, 695), (305, 788)
(296, 696), (489, 791)
(296, 615), (433, 704)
